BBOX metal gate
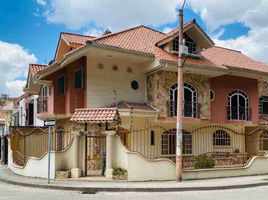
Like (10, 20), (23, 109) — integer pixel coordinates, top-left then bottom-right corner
(85, 134), (106, 176)
(1, 136), (8, 165)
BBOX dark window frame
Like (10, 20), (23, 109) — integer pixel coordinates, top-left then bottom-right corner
(259, 96), (268, 115)
(56, 75), (66, 95)
(74, 68), (84, 89)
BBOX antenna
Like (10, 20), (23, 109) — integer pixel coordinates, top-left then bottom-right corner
(182, 0), (187, 11)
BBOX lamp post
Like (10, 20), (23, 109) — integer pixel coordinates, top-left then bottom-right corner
(176, 0), (187, 182)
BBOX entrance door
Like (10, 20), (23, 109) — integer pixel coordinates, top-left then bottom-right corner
(85, 134), (106, 176)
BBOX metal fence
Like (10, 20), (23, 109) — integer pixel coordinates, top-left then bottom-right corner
(10, 126), (73, 166)
(117, 123), (268, 170)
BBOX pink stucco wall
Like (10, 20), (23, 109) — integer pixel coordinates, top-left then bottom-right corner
(211, 75), (259, 124)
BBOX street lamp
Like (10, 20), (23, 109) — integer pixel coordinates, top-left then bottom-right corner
(176, 0), (187, 182)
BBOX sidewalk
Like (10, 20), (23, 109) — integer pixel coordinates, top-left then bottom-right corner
(1, 165), (268, 193)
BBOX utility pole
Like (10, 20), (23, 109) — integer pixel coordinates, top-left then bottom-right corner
(176, 0), (186, 182)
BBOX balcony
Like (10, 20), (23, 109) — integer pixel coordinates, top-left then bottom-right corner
(37, 96), (48, 113)
(168, 101), (200, 118)
(227, 106), (251, 121)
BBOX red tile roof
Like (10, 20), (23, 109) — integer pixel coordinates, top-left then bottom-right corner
(202, 46), (268, 73)
(106, 101), (157, 111)
(70, 108), (119, 123)
(157, 19), (196, 45)
(61, 32), (95, 45)
(30, 64), (47, 76)
(93, 25), (218, 68)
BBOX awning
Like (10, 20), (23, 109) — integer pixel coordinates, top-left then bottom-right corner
(70, 108), (119, 124)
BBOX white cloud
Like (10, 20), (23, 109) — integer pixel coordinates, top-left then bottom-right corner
(36, 0), (47, 6)
(42, 0), (180, 30)
(0, 41), (37, 97)
(84, 27), (104, 37)
(188, 0), (268, 63)
(162, 27), (173, 34)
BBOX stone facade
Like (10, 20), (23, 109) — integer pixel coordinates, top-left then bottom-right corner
(147, 70), (210, 119)
(258, 80), (268, 97)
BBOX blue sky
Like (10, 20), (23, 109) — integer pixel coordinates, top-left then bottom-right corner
(0, 0), (267, 96)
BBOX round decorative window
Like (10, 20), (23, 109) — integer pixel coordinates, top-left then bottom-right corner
(131, 80), (139, 90)
(210, 89), (215, 101)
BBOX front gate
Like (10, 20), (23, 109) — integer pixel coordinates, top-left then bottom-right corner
(1, 136), (8, 165)
(85, 134), (106, 176)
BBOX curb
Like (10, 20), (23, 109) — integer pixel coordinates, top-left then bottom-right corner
(1, 177), (268, 193)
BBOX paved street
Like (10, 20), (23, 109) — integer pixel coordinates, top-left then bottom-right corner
(0, 182), (268, 200)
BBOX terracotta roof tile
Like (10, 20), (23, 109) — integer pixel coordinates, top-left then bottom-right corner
(202, 46), (268, 73)
(106, 101), (157, 111)
(61, 32), (95, 45)
(92, 25), (219, 68)
(157, 19), (196, 44)
(30, 64), (47, 76)
(70, 108), (118, 123)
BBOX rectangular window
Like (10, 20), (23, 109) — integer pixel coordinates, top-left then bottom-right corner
(173, 37), (179, 52)
(150, 131), (155, 146)
(262, 101), (268, 115)
(57, 75), (65, 94)
(74, 68), (83, 89)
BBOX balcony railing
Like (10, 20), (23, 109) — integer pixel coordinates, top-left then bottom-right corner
(227, 106), (251, 121)
(168, 101), (200, 118)
(37, 96), (48, 113)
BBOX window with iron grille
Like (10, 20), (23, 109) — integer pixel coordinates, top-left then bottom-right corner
(162, 129), (192, 155)
(259, 96), (268, 115)
(169, 82), (197, 118)
(228, 90), (249, 121)
(213, 130), (231, 146)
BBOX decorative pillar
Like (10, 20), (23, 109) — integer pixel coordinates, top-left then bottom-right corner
(71, 131), (81, 178)
(105, 131), (116, 179)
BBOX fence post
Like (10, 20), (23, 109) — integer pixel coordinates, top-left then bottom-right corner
(105, 131), (116, 179)
(47, 126), (51, 184)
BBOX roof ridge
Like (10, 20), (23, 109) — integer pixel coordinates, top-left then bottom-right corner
(91, 25), (145, 42)
(92, 25), (164, 42)
(29, 63), (47, 66)
(61, 32), (95, 38)
(213, 46), (241, 53)
(166, 18), (196, 35)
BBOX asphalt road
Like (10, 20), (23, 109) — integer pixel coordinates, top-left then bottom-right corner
(1, 182), (268, 200)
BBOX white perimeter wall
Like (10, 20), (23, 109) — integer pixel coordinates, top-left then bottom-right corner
(113, 135), (268, 181)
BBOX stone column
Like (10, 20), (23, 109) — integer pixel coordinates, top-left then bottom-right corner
(71, 131), (81, 178)
(105, 131), (116, 179)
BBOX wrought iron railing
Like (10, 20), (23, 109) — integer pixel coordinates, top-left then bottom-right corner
(168, 101), (200, 118)
(227, 106), (251, 121)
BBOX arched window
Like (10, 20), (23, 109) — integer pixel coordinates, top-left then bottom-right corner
(41, 85), (49, 97)
(162, 129), (192, 156)
(169, 83), (197, 118)
(260, 131), (268, 151)
(56, 126), (64, 151)
(213, 130), (231, 146)
(228, 90), (249, 120)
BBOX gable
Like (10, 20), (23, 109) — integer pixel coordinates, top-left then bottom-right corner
(157, 21), (214, 53)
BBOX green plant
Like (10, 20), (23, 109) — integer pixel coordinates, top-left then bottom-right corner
(113, 168), (127, 176)
(194, 155), (215, 169)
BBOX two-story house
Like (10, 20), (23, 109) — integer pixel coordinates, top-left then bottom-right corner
(9, 19), (268, 180)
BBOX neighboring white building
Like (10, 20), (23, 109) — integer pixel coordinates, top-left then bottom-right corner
(18, 94), (44, 127)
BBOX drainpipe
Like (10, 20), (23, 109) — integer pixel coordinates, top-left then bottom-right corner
(176, 9), (184, 182)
